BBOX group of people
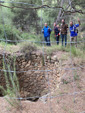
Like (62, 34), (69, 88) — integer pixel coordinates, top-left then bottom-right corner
(42, 19), (81, 47)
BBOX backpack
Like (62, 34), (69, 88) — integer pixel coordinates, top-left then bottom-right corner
(74, 28), (78, 33)
(73, 25), (78, 33)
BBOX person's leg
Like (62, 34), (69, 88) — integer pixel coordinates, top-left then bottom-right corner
(75, 36), (77, 47)
(56, 36), (57, 44)
(44, 37), (48, 45)
(58, 36), (60, 45)
(71, 37), (74, 46)
(61, 34), (64, 46)
(65, 34), (67, 47)
(57, 36), (59, 45)
(47, 36), (51, 46)
(56, 36), (58, 45)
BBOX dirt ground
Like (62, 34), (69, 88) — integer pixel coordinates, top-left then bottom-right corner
(0, 92), (85, 113)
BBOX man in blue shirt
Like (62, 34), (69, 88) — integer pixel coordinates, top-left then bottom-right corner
(69, 19), (81, 47)
(42, 23), (52, 46)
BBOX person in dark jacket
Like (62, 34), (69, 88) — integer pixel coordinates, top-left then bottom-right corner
(42, 23), (52, 46)
(61, 19), (68, 47)
(54, 24), (60, 45)
(54, 22), (56, 29)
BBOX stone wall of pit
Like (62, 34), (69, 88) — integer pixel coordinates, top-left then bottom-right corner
(0, 52), (59, 99)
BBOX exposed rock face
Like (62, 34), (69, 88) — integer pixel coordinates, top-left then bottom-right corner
(0, 51), (59, 101)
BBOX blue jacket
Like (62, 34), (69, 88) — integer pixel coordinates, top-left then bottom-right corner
(69, 24), (79, 37)
(42, 26), (51, 37)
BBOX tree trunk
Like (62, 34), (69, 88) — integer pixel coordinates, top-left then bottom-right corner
(56, 0), (64, 24)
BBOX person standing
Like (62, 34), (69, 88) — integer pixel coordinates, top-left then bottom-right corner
(54, 24), (60, 45)
(61, 19), (68, 47)
(54, 22), (56, 29)
(69, 19), (81, 47)
(42, 23), (52, 46)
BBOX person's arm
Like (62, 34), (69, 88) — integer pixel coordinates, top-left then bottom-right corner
(42, 28), (44, 33)
(78, 19), (81, 26)
(67, 24), (68, 28)
(48, 27), (52, 32)
(66, 24), (68, 32)
(49, 27), (52, 31)
(66, 24), (68, 28)
(58, 27), (60, 31)
(75, 19), (80, 27)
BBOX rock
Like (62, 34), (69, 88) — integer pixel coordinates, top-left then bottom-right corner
(47, 56), (50, 60)
(51, 55), (59, 62)
(39, 93), (50, 104)
(25, 61), (31, 68)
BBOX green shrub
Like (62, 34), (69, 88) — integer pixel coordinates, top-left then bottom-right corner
(21, 42), (37, 53)
(62, 79), (69, 84)
(20, 42), (38, 61)
(71, 46), (84, 58)
(50, 31), (56, 42)
(21, 32), (41, 41)
(0, 24), (21, 44)
(71, 47), (77, 56)
(74, 74), (80, 81)
(20, 32), (29, 39)
(0, 58), (21, 109)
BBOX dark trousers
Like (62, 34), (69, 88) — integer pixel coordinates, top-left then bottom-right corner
(61, 34), (67, 47)
(56, 35), (59, 45)
(44, 37), (51, 46)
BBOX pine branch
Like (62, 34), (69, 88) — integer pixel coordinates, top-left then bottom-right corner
(0, 4), (85, 14)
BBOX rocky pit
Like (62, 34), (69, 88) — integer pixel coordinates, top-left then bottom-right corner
(0, 51), (60, 101)
(0, 50), (85, 113)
